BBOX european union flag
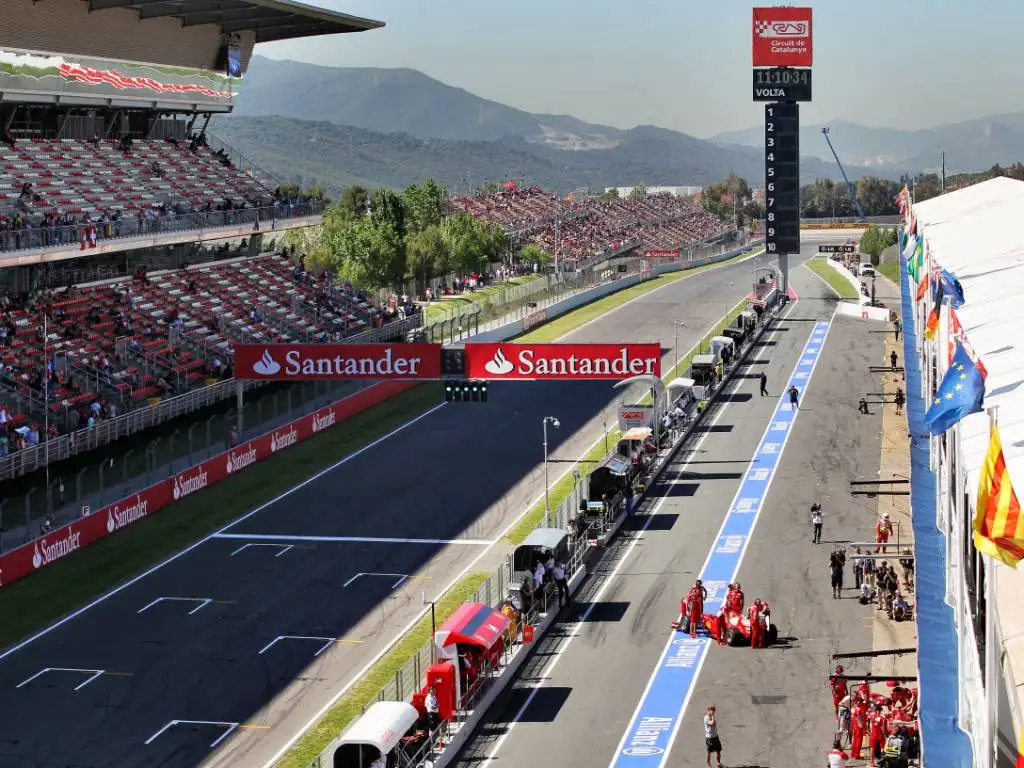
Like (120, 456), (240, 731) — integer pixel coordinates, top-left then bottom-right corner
(939, 269), (965, 308)
(924, 342), (986, 435)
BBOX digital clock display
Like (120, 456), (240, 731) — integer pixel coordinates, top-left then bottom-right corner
(752, 68), (812, 102)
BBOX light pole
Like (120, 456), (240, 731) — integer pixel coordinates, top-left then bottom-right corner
(542, 416), (560, 526)
(673, 321), (686, 378)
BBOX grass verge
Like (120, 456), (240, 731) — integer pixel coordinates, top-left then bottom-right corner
(0, 384), (442, 650)
(277, 571), (489, 768)
(876, 261), (900, 286)
(424, 275), (542, 324)
(805, 257), (859, 300)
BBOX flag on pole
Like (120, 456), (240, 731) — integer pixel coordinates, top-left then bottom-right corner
(907, 238), (924, 283)
(939, 268), (966, 308)
(916, 269), (929, 302)
(925, 279), (944, 339)
(923, 342), (986, 434)
(975, 420), (1024, 567)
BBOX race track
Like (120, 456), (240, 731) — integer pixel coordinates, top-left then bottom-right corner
(451, 241), (885, 768)
(0, 245), (821, 768)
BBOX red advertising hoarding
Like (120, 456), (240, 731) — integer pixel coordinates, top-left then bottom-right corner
(752, 7), (813, 67)
(464, 343), (661, 381)
(0, 380), (416, 590)
(233, 343), (443, 381)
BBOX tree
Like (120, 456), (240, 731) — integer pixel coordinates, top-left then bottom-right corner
(858, 224), (892, 265)
(406, 223), (448, 293)
(439, 213), (504, 275)
(701, 173), (750, 221)
(630, 183), (648, 198)
(856, 177), (898, 216)
(338, 185), (370, 218)
(332, 216), (406, 290)
(402, 179), (447, 236)
(599, 188), (620, 200)
(518, 243), (550, 268)
(370, 188), (406, 240)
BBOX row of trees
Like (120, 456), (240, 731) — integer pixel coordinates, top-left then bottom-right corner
(286, 180), (518, 291)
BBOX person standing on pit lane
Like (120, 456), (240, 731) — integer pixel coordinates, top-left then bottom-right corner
(811, 502), (824, 544)
(788, 385), (800, 411)
(703, 705), (723, 768)
(759, 371), (768, 396)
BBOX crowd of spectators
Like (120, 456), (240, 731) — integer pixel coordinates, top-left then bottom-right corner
(448, 185), (722, 265)
(0, 133), (322, 254)
(0, 249), (391, 461)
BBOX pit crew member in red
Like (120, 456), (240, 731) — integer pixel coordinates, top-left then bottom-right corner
(747, 600), (765, 648)
(684, 580), (707, 638)
(725, 582), (745, 613)
(829, 666), (849, 718)
(868, 705), (888, 767)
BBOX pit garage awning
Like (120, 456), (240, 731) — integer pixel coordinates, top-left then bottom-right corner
(434, 602), (510, 652)
(85, 0), (384, 43)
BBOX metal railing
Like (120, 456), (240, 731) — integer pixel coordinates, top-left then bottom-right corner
(0, 200), (325, 258)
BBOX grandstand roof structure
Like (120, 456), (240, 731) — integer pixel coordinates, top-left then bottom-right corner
(84, 0), (384, 42)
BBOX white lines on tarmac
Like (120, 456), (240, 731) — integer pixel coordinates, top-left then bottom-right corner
(230, 542), (294, 558)
(343, 572), (410, 589)
(15, 667), (127, 691)
(0, 400), (446, 664)
(137, 596), (213, 615)
(258, 635), (338, 658)
(145, 720), (243, 749)
(212, 533), (494, 546)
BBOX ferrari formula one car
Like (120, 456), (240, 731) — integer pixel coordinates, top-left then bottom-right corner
(712, 608), (779, 647)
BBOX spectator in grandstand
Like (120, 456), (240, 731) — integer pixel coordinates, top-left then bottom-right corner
(2, 130), (14, 149)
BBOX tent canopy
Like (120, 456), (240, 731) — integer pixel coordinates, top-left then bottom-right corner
(435, 602), (510, 651)
(337, 701), (418, 754)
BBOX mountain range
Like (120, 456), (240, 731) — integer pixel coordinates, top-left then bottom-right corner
(219, 55), (1024, 193)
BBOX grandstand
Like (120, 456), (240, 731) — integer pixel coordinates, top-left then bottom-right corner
(448, 184), (724, 268)
(0, 0), (406, 478)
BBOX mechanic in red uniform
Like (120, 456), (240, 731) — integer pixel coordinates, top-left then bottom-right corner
(703, 609), (726, 645)
(685, 579), (707, 638)
(747, 600), (764, 648)
(850, 695), (868, 760)
(829, 666), (849, 719)
(868, 704), (888, 767)
(725, 582), (745, 613)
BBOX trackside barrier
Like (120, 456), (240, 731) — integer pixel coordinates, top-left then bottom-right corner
(836, 302), (890, 322)
(0, 239), (765, 591)
(303, 287), (785, 768)
(0, 381), (417, 590)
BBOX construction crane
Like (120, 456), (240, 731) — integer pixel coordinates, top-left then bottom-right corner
(822, 127), (866, 220)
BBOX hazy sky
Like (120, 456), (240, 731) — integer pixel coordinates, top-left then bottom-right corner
(258, 0), (1020, 138)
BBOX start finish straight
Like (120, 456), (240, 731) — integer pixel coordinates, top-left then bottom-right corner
(608, 317), (833, 768)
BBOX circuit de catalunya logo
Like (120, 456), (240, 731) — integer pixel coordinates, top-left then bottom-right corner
(752, 6), (812, 67)
(233, 343), (443, 380)
(465, 343), (662, 381)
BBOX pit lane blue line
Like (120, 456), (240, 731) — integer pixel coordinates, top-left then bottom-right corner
(608, 317), (833, 767)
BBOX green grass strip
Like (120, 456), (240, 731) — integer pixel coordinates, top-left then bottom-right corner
(0, 384), (443, 651)
(276, 572), (489, 768)
(876, 261), (900, 286)
(424, 275), (542, 323)
(805, 257), (859, 300)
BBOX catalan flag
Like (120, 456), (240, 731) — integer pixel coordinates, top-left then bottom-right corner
(974, 422), (1024, 567)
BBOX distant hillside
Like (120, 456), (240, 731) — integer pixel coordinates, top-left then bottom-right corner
(235, 55), (624, 149)
(711, 115), (1024, 174)
(212, 115), (875, 195)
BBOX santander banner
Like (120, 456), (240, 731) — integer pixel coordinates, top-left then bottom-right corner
(464, 343), (662, 381)
(752, 7), (813, 67)
(0, 380), (416, 590)
(233, 343), (443, 381)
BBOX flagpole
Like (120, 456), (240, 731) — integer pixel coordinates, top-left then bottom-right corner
(985, 405), (999, 768)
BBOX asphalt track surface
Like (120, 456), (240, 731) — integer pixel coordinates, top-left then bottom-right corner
(0, 247), (826, 768)
(452, 247), (884, 768)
